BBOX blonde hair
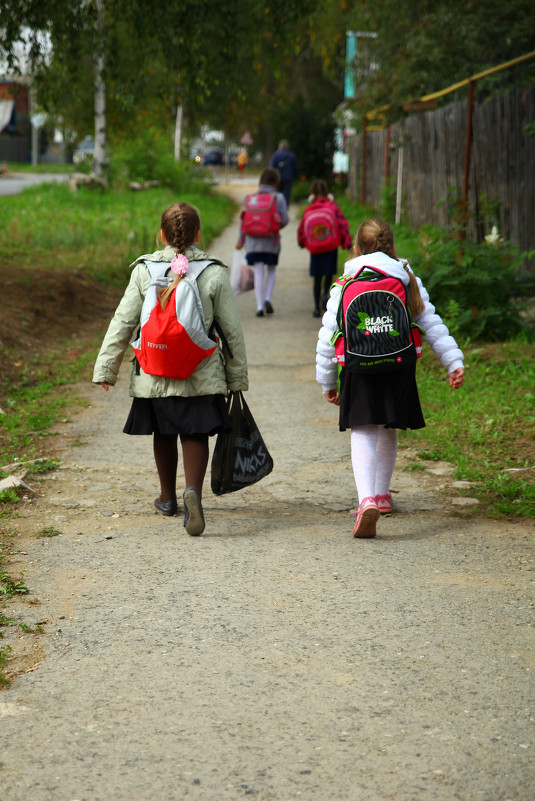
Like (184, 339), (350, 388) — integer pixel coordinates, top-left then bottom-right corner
(354, 219), (424, 316)
(158, 202), (201, 309)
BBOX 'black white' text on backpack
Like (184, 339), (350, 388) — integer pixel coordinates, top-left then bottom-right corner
(303, 204), (341, 254)
(132, 260), (217, 380)
(331, 265), (423, 373)
(241, 191), (281, 242)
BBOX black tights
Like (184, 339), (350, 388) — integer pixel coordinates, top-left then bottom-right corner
(153, 432), (209, 501)
(313, 274), (333, 312)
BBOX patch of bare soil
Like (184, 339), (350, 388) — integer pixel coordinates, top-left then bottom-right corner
(0, 264), (120, 436)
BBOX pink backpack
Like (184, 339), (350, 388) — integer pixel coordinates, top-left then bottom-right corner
(303, 203), (341, 254)
(241, 191), (281, 241)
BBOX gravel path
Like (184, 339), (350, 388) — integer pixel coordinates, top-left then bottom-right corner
(2, 181), (534, 800)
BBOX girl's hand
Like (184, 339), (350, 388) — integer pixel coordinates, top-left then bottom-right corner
(99, 382), (110, 392)
(448, 368), (465, 390)
(324, 388), (340, 406)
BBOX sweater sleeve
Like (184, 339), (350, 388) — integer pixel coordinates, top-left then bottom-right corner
(92, 266), (146, 386)
(315, 283), (342, 392)
(297, 207), (307, 248)
(277, 193), (289, 229)
(211, 267), (249, 392)
(335, 205), (353, 250)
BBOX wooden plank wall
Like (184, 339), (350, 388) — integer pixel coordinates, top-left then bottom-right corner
(349, 83), (535, 271)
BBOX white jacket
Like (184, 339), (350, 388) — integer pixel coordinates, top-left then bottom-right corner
(316, 252), (464, 392)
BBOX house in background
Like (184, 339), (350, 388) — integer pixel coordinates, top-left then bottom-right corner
(0, 77), (31, 162)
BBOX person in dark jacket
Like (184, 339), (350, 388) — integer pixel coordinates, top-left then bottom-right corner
(269, 140), (299, 207)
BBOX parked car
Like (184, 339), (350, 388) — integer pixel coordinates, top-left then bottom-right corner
(203, 148), (223, 165)
(73, 135), (94, 164)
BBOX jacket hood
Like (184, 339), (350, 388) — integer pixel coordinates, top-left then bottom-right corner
(344, 252), (410, 285)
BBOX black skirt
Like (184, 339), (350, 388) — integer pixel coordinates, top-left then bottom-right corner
(246, 252), (279, 266)
(309, 249), (338, 277)
(123, 395), (232, 437)
(338, 366), (425, 431)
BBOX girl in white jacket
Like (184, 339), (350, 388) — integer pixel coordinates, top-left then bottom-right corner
(316, 219), (465, 538)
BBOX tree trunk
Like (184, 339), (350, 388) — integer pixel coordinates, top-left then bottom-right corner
(92, 0), (107, 178)
(174, 104), (183, 161)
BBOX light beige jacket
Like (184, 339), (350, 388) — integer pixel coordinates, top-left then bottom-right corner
(92, 246), (248, 398)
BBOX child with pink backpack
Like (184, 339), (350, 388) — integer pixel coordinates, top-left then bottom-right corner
(236, 167), (289, 317)
(298, 180), (352, 318)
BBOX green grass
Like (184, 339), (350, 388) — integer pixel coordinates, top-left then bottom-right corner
(0, 183), (236, 287)
(4, 162), (74, 173)
(399, 341), (535, 517)
(0, 347), (97, 466)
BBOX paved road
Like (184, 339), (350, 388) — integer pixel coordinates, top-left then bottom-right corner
(1, 182), (534, 800)
(0, 171), (72, 196)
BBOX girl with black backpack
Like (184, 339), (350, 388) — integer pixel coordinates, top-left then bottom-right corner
(316, 219), (465, 539)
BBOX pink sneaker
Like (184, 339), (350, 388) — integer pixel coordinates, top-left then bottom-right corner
(352, 497), (380, 538)
(375, 493), (393, 515)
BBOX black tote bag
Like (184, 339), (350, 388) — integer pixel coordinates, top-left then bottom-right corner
(211, 391), (274, 495)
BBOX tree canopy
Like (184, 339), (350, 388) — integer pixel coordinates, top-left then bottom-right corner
(1, 0), (533, 171)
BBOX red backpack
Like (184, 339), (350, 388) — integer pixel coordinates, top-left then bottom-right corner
(132, 260), (218, 380)
(241, 191), (281, 242)
(303, 203), (341, 254)
(331, 266), (423, 373)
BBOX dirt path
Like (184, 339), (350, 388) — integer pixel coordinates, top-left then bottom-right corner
(1, 179), (534, 801)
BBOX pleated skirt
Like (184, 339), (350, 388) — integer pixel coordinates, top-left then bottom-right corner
(338, 366), (426, 431)
(123, 394), (231, 437)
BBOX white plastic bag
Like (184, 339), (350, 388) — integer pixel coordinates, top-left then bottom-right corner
(230, 249), (254, 294)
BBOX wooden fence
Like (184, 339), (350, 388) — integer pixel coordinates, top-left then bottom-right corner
(347, 83), (535, 273)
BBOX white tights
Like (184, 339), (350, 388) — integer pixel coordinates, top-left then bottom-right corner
(350, 425), (398, 504)
(253, 263), (276, 311)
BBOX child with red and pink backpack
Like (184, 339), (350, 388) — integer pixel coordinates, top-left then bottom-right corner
(316, 219), (465, 539)
(297, 179), (352, 318)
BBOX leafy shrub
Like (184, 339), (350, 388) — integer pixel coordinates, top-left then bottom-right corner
(413, 226), (532, 341)
(106, 129), (208, 192)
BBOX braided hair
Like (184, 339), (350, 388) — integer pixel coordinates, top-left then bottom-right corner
(158, 202), (201, 309)
(354, 219), (424, 316)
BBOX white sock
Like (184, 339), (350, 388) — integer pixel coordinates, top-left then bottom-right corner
(264, 265), (276, 302)
(375, 427), (398, 496)
(253, 263), (265, 311)
(350, 425), (379, 503)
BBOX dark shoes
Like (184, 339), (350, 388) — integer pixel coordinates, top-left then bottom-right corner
(313, 309), (321, 318)
(154, 498), (178, 516)
(183, 487), (205, 536)
(264, 300), (274, 314)
(256, 310), (264, 317)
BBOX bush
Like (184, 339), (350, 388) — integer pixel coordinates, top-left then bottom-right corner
(413, 226), (533, 341)
(106, 129), (208, 192)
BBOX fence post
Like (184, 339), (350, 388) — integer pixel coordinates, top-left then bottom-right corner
(460, 80), (476, 239)
(384, 126), (390, 181)
(360, 116), (367, 205)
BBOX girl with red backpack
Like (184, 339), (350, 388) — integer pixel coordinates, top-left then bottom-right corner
(236, 167), (289, 317)
(93, 202), (248, 537)
(316, 219), (465, 539)
(298, 180), (352, 318)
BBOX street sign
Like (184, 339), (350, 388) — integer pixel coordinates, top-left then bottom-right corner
(240, 131), (253, 145)
(31, 113), (47, 129)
